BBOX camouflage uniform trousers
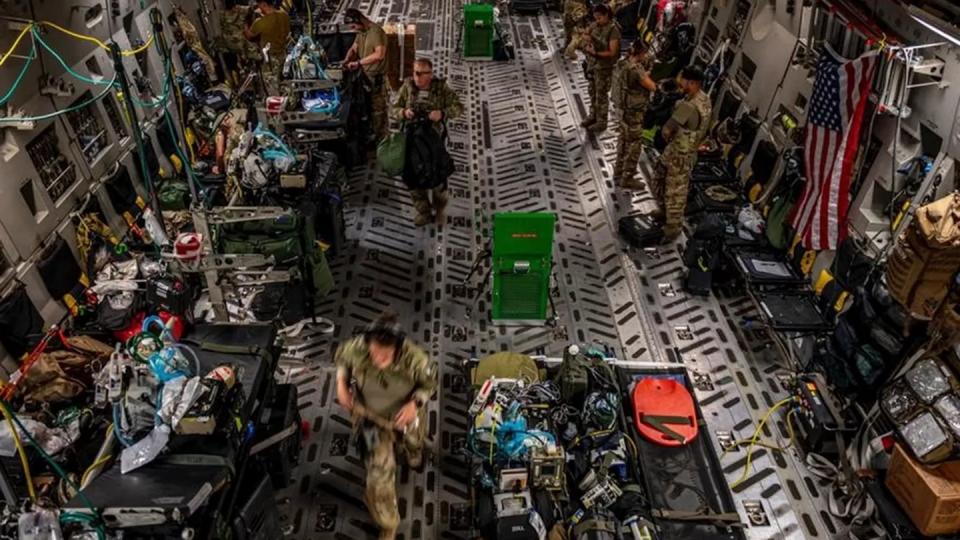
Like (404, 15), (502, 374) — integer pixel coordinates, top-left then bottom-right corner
(261, 55), (284, 96)
(588, 67), (613, 127)
(411, 185), (449, 225)
(364, 407), (427, 536)
(614, 107), (647, 183)
(370, 76), (389, 143)
(651, 151), (696, 239)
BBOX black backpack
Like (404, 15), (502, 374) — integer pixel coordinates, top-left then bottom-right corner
(403, 121), (454, 190)
(683, 214), (729, 296)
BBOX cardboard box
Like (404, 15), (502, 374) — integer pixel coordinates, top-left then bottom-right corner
(385, 23), (416, 92)
(886, 443), (960, 536)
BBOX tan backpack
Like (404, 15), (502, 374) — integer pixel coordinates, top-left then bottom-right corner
(886, 193), (960, 320)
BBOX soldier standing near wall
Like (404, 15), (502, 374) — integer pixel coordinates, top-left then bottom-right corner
(613, 41), (657, 189)
(651, 65), (711, 240)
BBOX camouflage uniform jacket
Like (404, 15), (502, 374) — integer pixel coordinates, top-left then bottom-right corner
(335, 336), (438, 419)
(620, 58), (652, 113)
(218, 7), (261, 61)
(587, 20), (622, 71)
(391, 77), (464, 135)
(663, 90), (711, 165)
(564, 0), (589, 25)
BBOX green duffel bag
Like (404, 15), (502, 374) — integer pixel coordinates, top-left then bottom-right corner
(221, 234), (302, 264)
(157, 180), (191, 211)
(305, 248), (333, 298)
(377, 130), (406, 176)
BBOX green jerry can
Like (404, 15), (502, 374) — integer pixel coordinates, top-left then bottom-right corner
(463, 3), (494, 60)
(491, 212), (556, 323)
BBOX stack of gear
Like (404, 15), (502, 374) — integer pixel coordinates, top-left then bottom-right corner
(886, 193), (960, 321)
(468, 353), (561, 539)
(556, 346), (654, 540)
(466, 346), (656, 540)
(881, 356), (960, 464)
(282, 36), (342, 117)
(216, 205), (334, 321)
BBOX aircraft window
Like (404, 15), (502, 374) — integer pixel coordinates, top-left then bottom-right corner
(920, 123), (943, 158)
(64, 90), (109, 164)
(795, 94), (808, 111)
(84, 56), (103, 77)
(735, 54), (757, 92)
(27, 126), (78, 202)
(102, 95), (128, 141)
(19, 181), (38, 217)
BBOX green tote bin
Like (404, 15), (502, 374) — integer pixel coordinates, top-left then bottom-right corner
(464, 4), (494, 60)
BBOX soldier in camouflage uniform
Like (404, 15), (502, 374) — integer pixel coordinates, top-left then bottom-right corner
(391, 58), (464, 227)
(651, 65), (711, 239)
(613, 41), (657, 189)
(336, 311), (438, 540)
(217, 2), (261, 85)
(581, 5), (622, 134)
(245, 0), (291, 95)
(344, 9), (389, 143)
(563, 0), (589, 49)
(173, 7), (218, 82)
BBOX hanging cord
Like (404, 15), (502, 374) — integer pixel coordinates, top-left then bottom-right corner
(728, 397), (795, 490)
(0, 398), (37, 502)
(35, 20), (153, 56)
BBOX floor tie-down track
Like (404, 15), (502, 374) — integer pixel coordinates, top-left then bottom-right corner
(277, 2), (852, 538)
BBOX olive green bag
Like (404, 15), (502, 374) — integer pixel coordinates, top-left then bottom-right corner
(377, 130), (406, 177)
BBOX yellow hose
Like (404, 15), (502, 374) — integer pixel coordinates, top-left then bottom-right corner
(0, 401), (37, 502)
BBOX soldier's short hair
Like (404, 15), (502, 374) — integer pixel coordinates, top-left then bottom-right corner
(344, 9), (367, 25)
(593, 4), (613, 16)
(414, 58), (433, 70)
(681, 65), (705, 83)
(629, 40), (648, 56)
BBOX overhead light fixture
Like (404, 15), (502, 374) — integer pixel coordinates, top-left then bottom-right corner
(908, 6), (960, 48)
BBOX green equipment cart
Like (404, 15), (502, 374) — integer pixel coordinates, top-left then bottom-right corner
(491, 212), (556, 324)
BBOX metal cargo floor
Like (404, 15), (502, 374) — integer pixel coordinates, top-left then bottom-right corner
(276, 2), (849, 538)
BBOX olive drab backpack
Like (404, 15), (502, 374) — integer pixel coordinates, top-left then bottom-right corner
(610, 59), (628, 116)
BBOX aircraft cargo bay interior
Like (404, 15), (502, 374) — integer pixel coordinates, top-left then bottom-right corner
(0, 0), (957, 539)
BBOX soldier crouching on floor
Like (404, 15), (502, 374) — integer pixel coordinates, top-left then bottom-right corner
(335, 310), (438, 540)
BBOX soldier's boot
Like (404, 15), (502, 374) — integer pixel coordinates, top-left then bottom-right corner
(588, 116), (607, 133)
(433, 189), (449, 227)
(581, 116), (596, 128)
(620, 177), (645, 190)
(412, 190), (433, 227)
(407, 449), (424, 471)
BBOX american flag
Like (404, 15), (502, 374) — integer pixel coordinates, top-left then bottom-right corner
(791, 44), (878, 250)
